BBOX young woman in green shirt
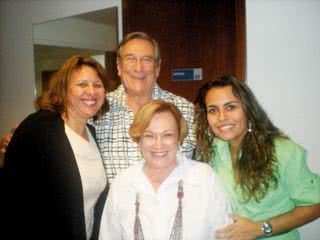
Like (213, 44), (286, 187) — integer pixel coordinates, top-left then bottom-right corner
(194, 75), (320, 240)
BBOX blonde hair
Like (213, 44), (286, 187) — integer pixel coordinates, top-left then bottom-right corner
(129, 99), (188, 144)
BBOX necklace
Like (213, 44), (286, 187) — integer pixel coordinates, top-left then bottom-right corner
(134, 180), (184, 240)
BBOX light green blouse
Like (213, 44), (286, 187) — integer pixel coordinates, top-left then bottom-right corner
(210, 138), (320, 240)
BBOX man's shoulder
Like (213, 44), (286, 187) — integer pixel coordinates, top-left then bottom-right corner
(106, 85), (124, 103)
(94, 86), (125, 123)
(155, 86), (194, 116)
(156, 87), (192, 104)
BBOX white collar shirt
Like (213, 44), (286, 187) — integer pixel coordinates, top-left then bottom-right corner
(99, 152), (231, 240)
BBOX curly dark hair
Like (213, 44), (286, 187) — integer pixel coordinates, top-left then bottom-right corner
(194, 75), (285, 202)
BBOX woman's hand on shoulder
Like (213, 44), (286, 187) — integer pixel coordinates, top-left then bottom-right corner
(0, 125), (18, 157)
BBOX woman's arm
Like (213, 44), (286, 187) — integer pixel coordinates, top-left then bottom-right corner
(267, 204), (320, 235)
(215, 204), (320, 240)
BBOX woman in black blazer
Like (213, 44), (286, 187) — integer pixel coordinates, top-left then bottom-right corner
(3, 55), (109, 240)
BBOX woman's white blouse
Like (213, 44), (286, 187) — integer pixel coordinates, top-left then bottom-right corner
(65, 124), (107, 239)
(99, 153), (231, 240)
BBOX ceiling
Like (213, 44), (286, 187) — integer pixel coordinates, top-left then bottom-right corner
(34, 7), (118, 60)
(74, 7), (118, 26)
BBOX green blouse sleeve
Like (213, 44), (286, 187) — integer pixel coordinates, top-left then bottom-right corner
(277, 138), (320, 206)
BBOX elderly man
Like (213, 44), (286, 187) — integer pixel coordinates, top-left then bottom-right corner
(0, 32), (196, 183)
(93, 32), (195, 182)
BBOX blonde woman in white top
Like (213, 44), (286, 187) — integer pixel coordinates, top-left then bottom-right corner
(99, 100), (231, 240)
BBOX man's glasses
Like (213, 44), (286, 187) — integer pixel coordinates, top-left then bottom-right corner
(121, 55), (156, 67)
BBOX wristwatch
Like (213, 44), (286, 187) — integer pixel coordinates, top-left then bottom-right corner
(261, 221), (273, 236)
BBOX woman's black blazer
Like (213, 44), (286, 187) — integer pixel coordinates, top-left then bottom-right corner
(3, 110), (107, 240)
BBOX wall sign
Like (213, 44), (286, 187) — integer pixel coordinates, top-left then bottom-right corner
(172, 68), (202, 81)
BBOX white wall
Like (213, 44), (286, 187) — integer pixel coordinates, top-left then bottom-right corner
(246, 0), (320, 239)
(0, 0), (318, 237)
(0, 0), (122, 136)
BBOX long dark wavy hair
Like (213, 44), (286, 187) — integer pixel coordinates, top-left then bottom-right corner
(195, 75), (285, 202)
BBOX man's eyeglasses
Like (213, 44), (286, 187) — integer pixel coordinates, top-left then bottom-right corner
(121, 55), (156, 66)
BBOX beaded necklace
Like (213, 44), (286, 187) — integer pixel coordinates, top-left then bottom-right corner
(134, 180), (184, 240)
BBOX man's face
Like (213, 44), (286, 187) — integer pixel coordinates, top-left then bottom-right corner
(117, 39), (160, 97)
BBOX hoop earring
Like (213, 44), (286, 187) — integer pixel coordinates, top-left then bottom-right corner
(206, 128), (214, 137)
(248, 121), (253, 133)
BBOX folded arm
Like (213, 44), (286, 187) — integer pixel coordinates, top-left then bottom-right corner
(215, 203), (320, 240)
